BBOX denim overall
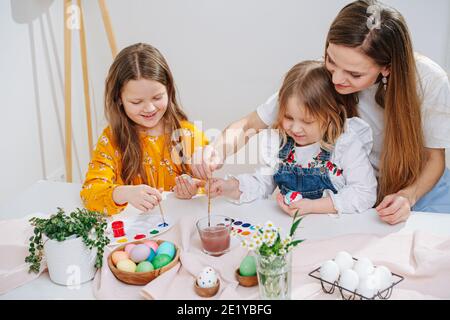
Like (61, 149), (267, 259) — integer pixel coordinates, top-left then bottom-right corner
(273, 137), (338, 199)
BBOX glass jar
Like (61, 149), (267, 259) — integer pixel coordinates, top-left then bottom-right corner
(255, 251), (292, 300)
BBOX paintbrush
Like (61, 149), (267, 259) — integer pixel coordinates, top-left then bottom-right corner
(148, 169), (167, 225)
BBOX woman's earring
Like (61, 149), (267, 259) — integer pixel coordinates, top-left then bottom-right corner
(382, 76), (388, 91)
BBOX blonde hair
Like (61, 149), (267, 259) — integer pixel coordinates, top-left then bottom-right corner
(104, 43), (188, 185)
(274, 60), (347, 151)
(326, 0), (425, 204)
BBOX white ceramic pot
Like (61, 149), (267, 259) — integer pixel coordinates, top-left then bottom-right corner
(43, 234), (97, 286)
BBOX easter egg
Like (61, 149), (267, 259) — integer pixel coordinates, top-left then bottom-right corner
(373, 266), (393, 291)
(239, 256), (256, 277)
(116, 259), (136, 273)
(152, 254), (172, 269)
(339, 269), (359, 292)
(124, 244), (136, 255)
(156, 241), (175, 259)
(356, 274), (380, 299)
(130, 244), (151, 263)
(353, 258), (374, 280)
(320, 260), (340, 283)
(111, 250), (129, 265)
(284, 191), (302, 205)
(136, 261), (155, 273)
(146, 248), (156, 262)
(334, 251), (354, 272)
(197, 267), (218, 288)
(143, 240), (159, 252)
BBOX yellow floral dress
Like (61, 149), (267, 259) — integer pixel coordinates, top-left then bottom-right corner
(80, 121), (208, 215)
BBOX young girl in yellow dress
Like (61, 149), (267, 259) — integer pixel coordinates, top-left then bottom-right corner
(81, 43), (208, 215)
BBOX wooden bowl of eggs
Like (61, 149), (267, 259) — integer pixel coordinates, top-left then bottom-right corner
(108, 239), (179, 285)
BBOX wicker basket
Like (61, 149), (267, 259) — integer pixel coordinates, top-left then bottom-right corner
(108, 239), (180, 285)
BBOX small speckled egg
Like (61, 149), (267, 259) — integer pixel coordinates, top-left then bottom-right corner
(339, 269), (359, 292)
(197, 267), (218, 288)
(334, 251), (354, 272)
(130, 244), (151, 263)
(146, 248), (156, 262)
(136, 261), (155, 273)
(124, 244), (136, 255)
(143, 240), (159, 252)
(353, 258), (374, 280)
(284, 191), (303, 205)
(239, 256), (257, 276)
(373, 266), (393, 291)
(152, 254), (172, 269)
(320, 260), (340, 283)
(111, 250), (129, 265)
(116, 259), (136, 273)
(356, 274), (380, 299)
(156, 241), (175, 259)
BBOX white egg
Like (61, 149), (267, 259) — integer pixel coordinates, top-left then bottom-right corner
(320, 260), (340, 284)
(356, 274), (380, 299)
(197, 267), (218, 288)
(373, 266), (393, 291)
(334, 251), (354, 272)
(339, 269), (359, 292)
(353, 258), (374, 280)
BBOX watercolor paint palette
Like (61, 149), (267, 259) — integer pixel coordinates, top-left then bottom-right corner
(227, 217), (257, 237)
(106, 214), (173, 246)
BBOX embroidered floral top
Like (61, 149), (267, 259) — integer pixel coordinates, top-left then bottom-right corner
(229, 118), (378, 214)
(283, 144), (344, 177)
(80, 121), (208, 215)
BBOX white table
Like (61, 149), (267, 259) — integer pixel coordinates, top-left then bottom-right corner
(1, 180), (450, 300)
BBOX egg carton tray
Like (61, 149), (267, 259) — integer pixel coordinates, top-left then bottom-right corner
(308, 258), (404, 300)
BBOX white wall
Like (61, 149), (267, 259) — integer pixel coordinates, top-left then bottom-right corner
(1, 0), (449, 206)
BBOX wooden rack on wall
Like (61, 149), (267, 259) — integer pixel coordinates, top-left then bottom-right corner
(64, 0), (117, 182)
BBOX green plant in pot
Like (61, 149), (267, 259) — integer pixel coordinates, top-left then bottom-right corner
(25, 207), (110, 285)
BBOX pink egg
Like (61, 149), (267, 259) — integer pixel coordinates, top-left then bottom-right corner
(130, 244), (151, 263)
(111, 250), (129, 265)
(143, 240), (159, 252)
(124, 244), (136, 255)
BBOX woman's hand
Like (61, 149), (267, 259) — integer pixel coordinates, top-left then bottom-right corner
(112, 185), (162, 213)
(174, 175), (202, 199)
(376, 192), (412, 225)
(207, 178), (241, 200)
(191, 145), (223, 180)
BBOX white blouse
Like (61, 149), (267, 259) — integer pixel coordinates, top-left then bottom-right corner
(230, 118), (378, 214)
(256, 54), (450, 175)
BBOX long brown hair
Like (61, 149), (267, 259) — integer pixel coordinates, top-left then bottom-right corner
(104, 43), (188, 185)
(326, 0), (425, 203)
(274, 61), (347, 151)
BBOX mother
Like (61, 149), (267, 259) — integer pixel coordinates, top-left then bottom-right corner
(192, 0), (450, 224)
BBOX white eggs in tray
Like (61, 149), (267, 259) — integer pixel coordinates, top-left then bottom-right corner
(312, 251), (400, 300)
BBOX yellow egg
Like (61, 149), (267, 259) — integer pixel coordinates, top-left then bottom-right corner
(116, 259), (136, 273)
(112, 250), (129, 265)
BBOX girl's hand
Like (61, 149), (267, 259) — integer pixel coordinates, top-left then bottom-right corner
(113, 185), (162, 213)
(174, 175), (202, 199)
(376, 193), (411, 225)
(207, 178), (241, 200)
(276, 192), (312, 217)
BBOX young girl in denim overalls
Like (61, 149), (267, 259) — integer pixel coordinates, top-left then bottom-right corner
(208, 61), (377, 216)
